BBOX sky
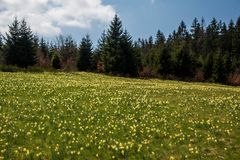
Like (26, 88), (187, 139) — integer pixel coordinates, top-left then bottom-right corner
(0, 0), (240, 46)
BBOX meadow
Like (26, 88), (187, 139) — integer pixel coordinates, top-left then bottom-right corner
(0, 72), (239, 160)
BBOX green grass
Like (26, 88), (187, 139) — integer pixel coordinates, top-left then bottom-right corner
(0, 72), (239, 160)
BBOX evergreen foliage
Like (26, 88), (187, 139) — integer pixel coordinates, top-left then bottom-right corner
(51, 53), (61, 69)
(0, 34), (3, 65)
(1, 16), (240, 84)
(5, 18), (36, 68)
(77, 35), (93, 71)
(101, 15), (138, 76)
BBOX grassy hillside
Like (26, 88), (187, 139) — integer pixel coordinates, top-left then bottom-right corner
(0, 72), (239, 159)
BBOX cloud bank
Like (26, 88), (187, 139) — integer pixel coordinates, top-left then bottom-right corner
(0, 0), (115, 36)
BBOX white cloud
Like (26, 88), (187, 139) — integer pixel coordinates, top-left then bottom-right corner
(0, 0), (115, 37)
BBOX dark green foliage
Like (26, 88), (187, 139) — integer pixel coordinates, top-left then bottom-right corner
(0, 34), (4, 65)
(5, 18), (20, 66)
(174, 44), (196, 78)
(101, 15), (123, 73)
(51, 53), (61, 69)
(225, 52), (234, 76)
(40, 38), (49, 57)
(155, 30), (165, 46)
(204, 54), (214, 80)
(212, 54), (227, 83)
(190, 18), (205, 55)
(120, 30), (138, 76)
(0, 65), (44, 72)
(96, 30), (106, 57)
(101, 15), (138, 76)
(205, 18), (220, 54)
(5, 18), (36, 68)
(177, 21), (188, 40)
(77, 35), (92, 71)
(234, 17), (240, 61)
(158, 47), (172, 75)
(0, 16), (239, 84)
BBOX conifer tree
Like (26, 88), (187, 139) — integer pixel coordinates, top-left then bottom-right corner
(204, 54), (214, 80)
(159, 46), (172, 75)
(77, 35), (92, 71)
(155, 30), (165, 46)
(51, 52), (61, 69)
(0, 34), (3, 65)
(174, 44), (195, 78)
(5, 18), (20, 66)
(190, 18), (204, 55)
(234, 17), (240, 61)
(101, 14), (137, 75)
(40, 38), (49, 57)
(205, 18), (220, 54)
(102, 15), (123, 73)
(120, 30), (138, 76)
(212, 54), (227, 83)
(5, 18), (36, 67)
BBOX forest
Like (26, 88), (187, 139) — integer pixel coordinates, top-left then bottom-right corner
(0, 15), (240, 85)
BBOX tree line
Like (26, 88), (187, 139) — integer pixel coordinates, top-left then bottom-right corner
(0, 15), (240, 85)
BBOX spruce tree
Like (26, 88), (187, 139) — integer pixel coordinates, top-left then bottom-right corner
(5, 18), (20, 66)
(97, 30), (106, 57)
(120, 30), (138, 76)
(155, 30), (165, 46)
(5, 18), (36, 67)
(174, 44), (195, 78)
(51, 52), (61, 69)
(102, 15), (123, 73)
(212, 54), (227, 83)
(159, 46), (172, 75)
(0, 34), (3, 65)
(77, 35), (92, 71)
(190, 18), (204, 55)
(204, 54), (214, 80)
(205, 18), (220, 54)
(234, 17), (240, 62)
(18, 19), (36, 67)
(101, 14), (137, 76)
(40, 38), (49, 57)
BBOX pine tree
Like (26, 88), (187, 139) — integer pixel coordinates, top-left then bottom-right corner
(100, 15), (138, 76)
(5, 18), (20, 66)
(77, 35), (92, 71)
(174, 44), (195, 78)
(97, 30), (106, 57)
(40, 38), (49, 57)
(159, 46), (172, 75)
(212, 54), (227, 83)
(51, 52), (61, 69)
(177, 21), (188, 43)
(18, 19), (36, 67)
(219, 22), (228, 54)
(227, 20), (235, 54)
(102, 15), (123, 73)
(0, 33), (3, 65)
(204, 53), (214, 80)
(190, 18), (205, 55)
(205, 18), (220, 54)
(234, 17), (240, 62)
(120, 30), (138, 76)
(5, 18), (36, 68)
(95, 31), (107, 72)
(155, 30), (165, 46)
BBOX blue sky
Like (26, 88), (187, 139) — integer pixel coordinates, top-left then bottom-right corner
(102, 0), (240, 43)
(0, 0), (239, 46)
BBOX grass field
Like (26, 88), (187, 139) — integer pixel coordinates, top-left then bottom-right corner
(0, 72), (239, 159)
